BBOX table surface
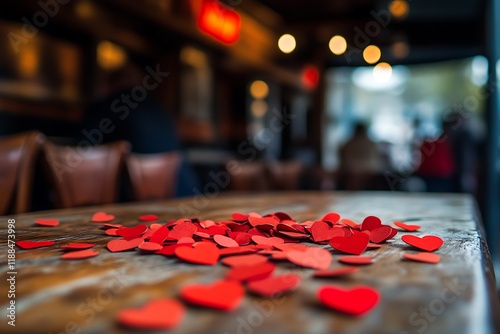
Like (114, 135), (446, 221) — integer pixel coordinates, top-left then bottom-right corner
(1, 191), (499, 334)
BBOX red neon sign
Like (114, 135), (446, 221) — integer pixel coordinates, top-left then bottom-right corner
(197, 1), (241, 44)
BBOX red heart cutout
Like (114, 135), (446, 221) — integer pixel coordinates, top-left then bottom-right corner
(149, 226), (170, 244)
(369, 226), (393, 244)
(61, 249), (99, 260)
(339, 218), (360, 229)
(338, 256), (373, 265)
(138, 242), (162, 252)
(169, 222), (197, 240)
(251, 235), (284, 247)
(156, 244), (184, 257)
(318, 285), (380, 316)
(180, 280), (244, 311)
(226, 262), (275, 282)
(107, 238), (144, 252)
(321, 212), (341, 224)
(102, 223), (123, 229)
(287, 247), (332, 270)
(247, 274), (301, 297)
(116, 224), (148, 238)
(310, 221), (345, 242)
(138, 214), (158, 222)
(394, 221), (421, 232)
(105, 228), (119, 236)
(330, 233), (370, 255)
(219, 246), (258, 257)
(313, 267), (359, 278)
(401, 235), (443, 252)
(214, 235), (239, 248)
(34, 218), (59, 227)
(231, 212), (248, 222)
(91, 212), (115, 222)
(61, 243), (96, 250)
(117, 298), (185, 329)
(222, 254), (268, 267)
(403, 252), (440, 264)
(175, 242), (220, 265)
(361, 216), (382, 231)
(16, 240), (55, 249)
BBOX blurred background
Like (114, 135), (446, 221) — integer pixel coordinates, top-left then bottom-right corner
(0, 0), (499, 270)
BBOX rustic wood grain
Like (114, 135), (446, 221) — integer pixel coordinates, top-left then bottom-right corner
(1, 192), (499, 334)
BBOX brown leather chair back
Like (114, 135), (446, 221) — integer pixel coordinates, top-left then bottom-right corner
(0, 131), (45, 214)
(126, 152), (181, 201)
(43, 141), (129, 208)
(226, 161), (268, 191)
(266, 160), (303, 191)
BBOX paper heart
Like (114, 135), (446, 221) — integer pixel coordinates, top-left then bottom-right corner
(401, 235), (443, 252)
(394, 222), (421, 232)
(248, 216), (278, 228)
(222, 254), (268, 267)
(169, 222), (198, 240)
(175, 242), (220, 265)
(214, 235), (239, 248)
(34, 218), (59, 227)
(61, 249), (99, 260)
(138, 242), (162, 252)
(116, 224), (148, 238)
(91, 212), (115, 222)
(360, 216), (382, 231)
(329, 233), (370, 255)
(230, 232), (252, 246)
(231, 212), (249, 222)
(138, 214), (158, 222)
(313, 267), (359, 278)
(156, 244), (183, 257)
(318, 285), (380, 316)
(107, 238), (144, 252)
(339, 218), (359, 229)
(338, 256), (373, 265)
(117, 298), (185, 329)
(247, 274), (301, 297)
(310, 221), (345, 242)
(219, 246), (258, 257)
(105, 228), (119, 236)
(226, 262), (275, 282)
(61, 243), (96, 250)
(180, 280), (244, 311)
(16, 240), (55, 249)
(287, 247), (332, 270)
(149, 226), (170, 244)
(251, 235), (284, 247)
(321, 212), (341, 224)
(369, 226), (393, 244)
(403, 252), (440, 264)
(102, 223), (123, 229)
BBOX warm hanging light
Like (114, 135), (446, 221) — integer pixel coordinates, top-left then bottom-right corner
(250, 80), (269, 99)
(329, 35), (347, 55)
(198, 1), (241, 44)
(363, 45), (381, 64)
(389, 0), (409, 20)
(278, 34), (296, 54)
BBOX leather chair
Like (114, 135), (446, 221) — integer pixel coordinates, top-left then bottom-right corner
(226, 160), (268, 191)
(0, 131), (45, 215)
(42, 141), (129, 208)
(126, 151), (181, 201)
(266, 160), (303, 190)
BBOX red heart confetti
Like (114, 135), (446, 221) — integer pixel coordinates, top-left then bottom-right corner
(91, 212), (115, 222)
(318, 285), (380, 316)
(117, 298), (185, 330)
(222, 254), (268, 267)
(107, 238), (144, 252)
(403, 252), (440, 264)
(287, 247), (332, 270)
(321, 212), (341, 224)
(16, 240), (55, 249)
(247, 274), (301, 297)
(330, 233), (370, 255)
(149, 226), (170, 244)
(214, 235), (239, 248)
(226, 262), (276, 282)
(138, 214), (158, 222)
(313, 267), (360, 278)
(394, 221), (421, 232)
(138, 242), (163, 252)
(61, 243), (96, 250)
(175, 242), (220, 265)
(116, 224), (148, 238)
(180, 280), (244, 311)
(310, 221), (345, 242)
(105, 228), (119, 236)
(251, 235), (284, 247)
(34, 218), (59, 227)
(61, 249), (99, 260)
(369, 226), (394, 244)
(360, 216), (382, 231)
(401, 235), (443, 252)
(169, 222), (197, 240)
(219, 246), (258, 257)
(338, 256), (373, 265)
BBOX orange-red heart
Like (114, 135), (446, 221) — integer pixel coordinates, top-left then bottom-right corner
(222, 254), (267, 267)
(107, 238), (144, 252)
(175, 242), (220, 265)
(61, 249), (99, 260)
(313, 267), (359, 278)
(247, 274), (301, 297)
(403, 252), (440, 264)
(369, 226), (394, 244)
(360, 216), (382, 231)
(117, 298), (185, 329)
(34, 218), (59, 227)
(214, 235), (239, 248)
(116, 224), (148, 238)
(16, 240), (55, 249)
(138, 242), (162, 252)
(287, 246), (332, 270)
(148, 226), (170, 244)
(338, 256), (373, 265)
(321, 212), (341, 224)
(401, 235), (443, 252)
(251, 235), (284, 247)
(318, 285), (380, 316)
(330, 233), (370, 255)
(394, 221), (421, 232)
(91, 212), (115, 222)
(61, 243), (96, 250)
(138, 214), (158, 222)
(310, 221), (345, 242)
(226, 262), (275, 282)
(180, 280), (244, 311)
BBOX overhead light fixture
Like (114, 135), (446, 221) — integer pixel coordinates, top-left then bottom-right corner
(363, 45), (381, 64)
(250, 80), (269, 99)
(278, 34), (296, 54)
(329, 35), (347, 55)
(391, 41), (409, 58)
(198, 1), (241, 44)
(389, 0), (409, 20)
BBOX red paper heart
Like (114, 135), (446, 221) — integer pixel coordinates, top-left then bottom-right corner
(61, 243), (96, 250)
(313, 267), (359, 278)
(16, 240), (55, 249)
(369, 226), (393, 244)
(149, 226), (170, 244)
(117, 298), (185, 329)
(102, 223), (123, 229)
(231, 212), (248, 222)
(311, 221), (345, 243)
(401, 235), (443, 252)
(330, 233), (370, 255)
(226, 262), (275, 282)
(156, 244), (183, 257)
(361, 216), (382, 231)
(394, 222), (421, 232)
(251, 235), (284, 247)
(61, 249), (99, 260)
(219, 246), (258, 257)
(107, 238), (144, 252)
(338, 256), (373, 265)
(339, 218), (359, 229)
(105, 228), (119, 236)
(175, 242), (220, 265)
(116, 224), (148, 238)
(169, 222), (197, 240)
(138, 214), (158, 222)
(138, 242), (162, 252)
(91, 212), (115, 222)
(247, 274), (301, 297)
(222, 254), (268, 267)
(214, 235), (239, 248)
(318, 285), (380, 316)
(180, 280), (244, 311)
(287, 247), (332, 270)
(403, 252), (440, 264)
(34, 218), (59, 227)
(321, 212), (341, 224)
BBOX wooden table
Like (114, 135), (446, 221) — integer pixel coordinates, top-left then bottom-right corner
(1, 192), (499, 334)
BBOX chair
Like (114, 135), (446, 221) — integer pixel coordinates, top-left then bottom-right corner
(42, 141), (129, 208)
(226, 160), (268, 191)
(0, 131), (45, 215)
(126, 152), (181, 201)
(266, 160), (303, 190)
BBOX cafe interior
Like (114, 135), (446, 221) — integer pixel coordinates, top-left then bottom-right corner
(1, 0), (500, 333)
